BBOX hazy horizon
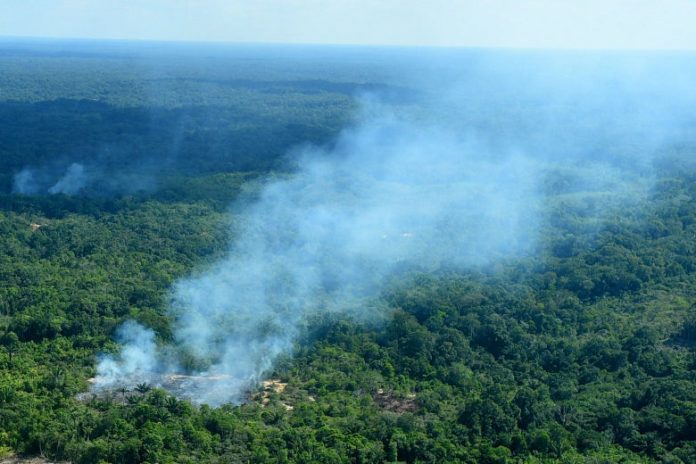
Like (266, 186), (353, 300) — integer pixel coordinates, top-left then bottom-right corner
(2, 1), (696, 51)
(4, 35), (696, 55)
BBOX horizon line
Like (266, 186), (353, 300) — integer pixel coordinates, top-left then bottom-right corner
(2, 34), (696, 54)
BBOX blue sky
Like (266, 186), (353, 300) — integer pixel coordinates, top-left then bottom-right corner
(2, 0), (696, 50)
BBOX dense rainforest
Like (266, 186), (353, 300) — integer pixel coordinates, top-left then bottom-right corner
(1, 39), (696, 463)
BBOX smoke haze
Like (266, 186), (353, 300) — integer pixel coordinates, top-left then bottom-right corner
(47, 162), (88, 195)
(91, 51), (696, 405)
(12, 161), (156, 196)
(93, 104), (543, 403)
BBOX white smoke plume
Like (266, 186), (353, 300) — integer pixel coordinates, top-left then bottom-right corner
(11, 160), (156, 197)
(12, 167), (40, 195)
(47, 163), (88, 195)
(13, 162), (89, 196)
(95, 321), (158, 387)
(91, 52), (696, 405)
(92, 104), (543, 404)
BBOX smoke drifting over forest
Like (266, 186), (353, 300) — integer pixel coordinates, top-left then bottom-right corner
(13, 163), (87, 195)
(93, 104), (542, 403)
(12, 159), (163, 196)
(92, 51), (696, 405)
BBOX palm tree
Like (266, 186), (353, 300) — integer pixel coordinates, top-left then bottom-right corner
(135, 382), (151, 394)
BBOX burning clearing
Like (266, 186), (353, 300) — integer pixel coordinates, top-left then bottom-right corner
(373, 389), (417, 414)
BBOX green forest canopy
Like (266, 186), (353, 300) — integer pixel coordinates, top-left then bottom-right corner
(1, 40), (696, 463)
